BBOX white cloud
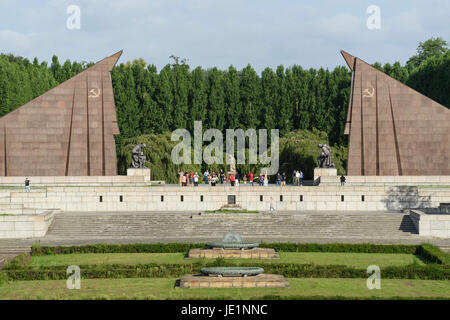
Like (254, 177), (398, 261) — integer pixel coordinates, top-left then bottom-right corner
(0, 30), (32, 50)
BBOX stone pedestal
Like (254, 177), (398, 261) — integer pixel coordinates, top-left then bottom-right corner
(187, 248), (280, 259)
(127, 168), (151, 182)
(313, 168), (337, 185)
(179, 274), (289, 288)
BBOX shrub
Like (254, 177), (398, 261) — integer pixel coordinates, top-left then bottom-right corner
(259, 243), (418, 254)
(3, 261), (448, 281)
(416, 244), (450, 265)
(31, 243), (206, 256)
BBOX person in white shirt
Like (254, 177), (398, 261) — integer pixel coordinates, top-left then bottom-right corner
(270, 197), (275, 211)
(194, 172), (199, 186)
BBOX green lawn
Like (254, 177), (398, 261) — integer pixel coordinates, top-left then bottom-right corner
(0, 278), (448, 300)
(28, 252), (425, 268)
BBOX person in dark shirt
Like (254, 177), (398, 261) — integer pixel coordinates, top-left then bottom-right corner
(340, 174), (346, 186)
(220, 169), (224, 184)
(276, 173), (281, 186)
(25, 178), (30, 192)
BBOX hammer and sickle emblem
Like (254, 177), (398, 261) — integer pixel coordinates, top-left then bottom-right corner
(88, 88), (101, 98)
(363, 87), (375, 98)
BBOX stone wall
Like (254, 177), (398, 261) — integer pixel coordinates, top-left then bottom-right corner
(320, 175), (450, 186)
(0, 175), (147, 186)
(409, 210), (450, 238)
(1, 185), (448, 212)
(0, 210), (55, 238)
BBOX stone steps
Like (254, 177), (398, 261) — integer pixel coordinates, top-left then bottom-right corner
(45, 212), (418, 239)
(0, 246), (31, 255)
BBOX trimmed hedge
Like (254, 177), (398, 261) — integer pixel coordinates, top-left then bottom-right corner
(28, 242), (450, 267)
(2, 261), (449, 280)
(31, 242), (420, 256)
(416, 244), (450, 265)
(3, 242), (444, 282)
(31, 243), (206, 255)
(260, 243), (418, 254)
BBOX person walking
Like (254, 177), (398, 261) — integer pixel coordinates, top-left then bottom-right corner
(340, 174), (346, 186)
(25, 178), (30, 193)
(270, 197), (275, 212)
(281, 172), (286, 187)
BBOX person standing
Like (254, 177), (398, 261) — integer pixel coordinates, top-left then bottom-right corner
(25, 178), (30, 193)
(229, 173), (235, 186)
(281, 172), (286, 187)
(258, 173), (264, 186)
(264, 173), (268, 186)
(295, 170), (300, 186)
(194, 172), (199, 186)
(249, 172), (254, 186)
(276, 173), (281, 186)
(178, 171), (184, 186)
(181, 174), (187, 187)
(220, 169), (224, 184)
(243, 174), (247, 184)
(340, 174), (346, 186)
(299, 170), (303, 186)
(204, 170), (209, 185)
(235, 171), (240, 186)
(190, 171), (194, 186)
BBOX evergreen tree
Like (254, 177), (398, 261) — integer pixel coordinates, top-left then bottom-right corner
(171, 61), (190, 129)
(239, 64), (260, 129)
(275, 65), (293, 136)
(154, 64), (174, 132)
(206, 67), (225, 130)
(223, 65), (241, 129)
(189, 66), (207, 131)
(260, 67), (277, 130)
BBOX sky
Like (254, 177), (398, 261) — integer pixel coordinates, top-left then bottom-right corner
(0, 0), (449, 73)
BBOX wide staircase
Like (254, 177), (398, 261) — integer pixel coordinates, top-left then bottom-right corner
(0, 246), (31, 269)
(45, 211), (418, 241)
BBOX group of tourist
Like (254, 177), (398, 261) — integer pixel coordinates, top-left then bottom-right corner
(292, 170), (304, 185)
(178, 169), (313, 187)
(178, 170), (271, 187)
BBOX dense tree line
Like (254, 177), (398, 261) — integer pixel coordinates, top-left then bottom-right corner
(110, 60), (352, 147)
